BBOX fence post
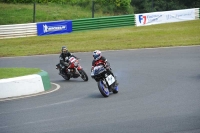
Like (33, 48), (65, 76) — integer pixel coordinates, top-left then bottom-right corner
(33, 1), (36, 23)
(92, 0), (94, 18)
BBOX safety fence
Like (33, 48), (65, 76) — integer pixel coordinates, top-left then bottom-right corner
(195, 8), (199, 18)
(72, 14), (135, 31)
(0, 8), (199, 39)
(0, 23), (37, 39)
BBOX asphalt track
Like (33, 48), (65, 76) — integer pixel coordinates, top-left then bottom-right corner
(0, 46), (200, 133)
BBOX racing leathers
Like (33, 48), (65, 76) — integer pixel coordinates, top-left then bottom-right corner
(58, 52), (77, 75)
(91, 56), (118, 86)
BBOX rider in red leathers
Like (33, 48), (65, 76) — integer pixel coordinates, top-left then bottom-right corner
(91, 50), (118, 86)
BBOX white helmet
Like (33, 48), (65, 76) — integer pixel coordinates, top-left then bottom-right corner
(93, 50), (102, 61)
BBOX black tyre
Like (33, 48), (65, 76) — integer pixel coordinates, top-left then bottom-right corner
(62, 75), (70, 80)
(79, 69), (88, 81)
(97, 81), (109, 97)
(113, 85), (119, 94)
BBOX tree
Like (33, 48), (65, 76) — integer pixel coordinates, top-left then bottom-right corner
(131, 0), (199, 13)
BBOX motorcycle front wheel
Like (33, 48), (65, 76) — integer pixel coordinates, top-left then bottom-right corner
(97, 80), (109, 97)
(78, 69), (88, 81)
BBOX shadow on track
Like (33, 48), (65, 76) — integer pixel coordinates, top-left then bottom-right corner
(53, 79), (88, 83)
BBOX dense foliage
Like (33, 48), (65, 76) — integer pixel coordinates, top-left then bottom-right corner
(0, 0), (199, 14)
(131, 0), (200, 13)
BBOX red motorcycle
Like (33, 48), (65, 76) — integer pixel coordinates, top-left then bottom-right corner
(56, 56), (88, 81)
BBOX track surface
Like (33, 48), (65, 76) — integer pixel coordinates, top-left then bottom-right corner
(0, 46), (200, 133)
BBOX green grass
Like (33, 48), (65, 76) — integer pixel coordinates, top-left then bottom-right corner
(0, 3), (109, 25)
(0, 68), (42, 79)
(0, 3), (199, 79)
(0, 19), (199, 57)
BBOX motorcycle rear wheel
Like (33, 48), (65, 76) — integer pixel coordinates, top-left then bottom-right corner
(62, 75), (70, 80)
(98, 80), (109, 97)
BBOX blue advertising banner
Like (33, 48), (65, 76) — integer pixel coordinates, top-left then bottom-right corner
(37, 20), (72, 36)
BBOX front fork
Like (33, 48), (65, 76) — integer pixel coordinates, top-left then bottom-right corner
(76, 65), (83, 75)
(102, 79), (108, 88)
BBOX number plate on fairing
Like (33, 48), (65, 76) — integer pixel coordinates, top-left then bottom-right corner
(106, 75), (115, 86)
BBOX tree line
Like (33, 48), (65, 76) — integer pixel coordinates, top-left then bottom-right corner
(1, 0), (199, 14)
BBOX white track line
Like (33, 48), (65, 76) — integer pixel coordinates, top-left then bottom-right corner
(0, 83), (60, 102)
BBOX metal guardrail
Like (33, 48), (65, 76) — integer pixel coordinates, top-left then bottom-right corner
(195, 8), (200, 19)
(199, 8), (200, 19)
(0, 8), (199, 39)
(72, 14), (135, 31)
(0, 23), (37, 39)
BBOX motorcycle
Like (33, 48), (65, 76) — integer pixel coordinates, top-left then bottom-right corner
(56, 56), (88, 81)
(91, 64), (119, 97)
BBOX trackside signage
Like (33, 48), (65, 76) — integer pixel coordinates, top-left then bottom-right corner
(135, 8), (195, 26)
(37, 20), (72, 36)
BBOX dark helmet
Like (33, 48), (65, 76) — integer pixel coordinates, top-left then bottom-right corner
(61, 46), (68, 55)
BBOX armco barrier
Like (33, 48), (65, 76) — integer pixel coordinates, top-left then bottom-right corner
(0, 8), (199, 39)
(199, 8), (200, 19)
(0, 23), (37, 39)
(195, 8), (200, 19)
(72, 14), (135, 31)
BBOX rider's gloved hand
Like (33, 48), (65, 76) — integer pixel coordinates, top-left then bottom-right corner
(91, 67), (94, 72)
(64, 62), (69, 66)
(105, 63), (110, 69)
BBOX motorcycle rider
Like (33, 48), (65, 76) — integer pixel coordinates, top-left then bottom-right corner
(57, 46), (78, 75)
(91, 50), (118, 86)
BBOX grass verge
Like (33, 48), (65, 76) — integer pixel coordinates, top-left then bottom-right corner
(0, 2), (108, 25)
(0, 68), (42, 79)
(0, 20), (200, 57)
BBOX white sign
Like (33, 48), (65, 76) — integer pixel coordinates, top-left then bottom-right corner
(135, 9), (195, 26)
(106, 75), (115, 86)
